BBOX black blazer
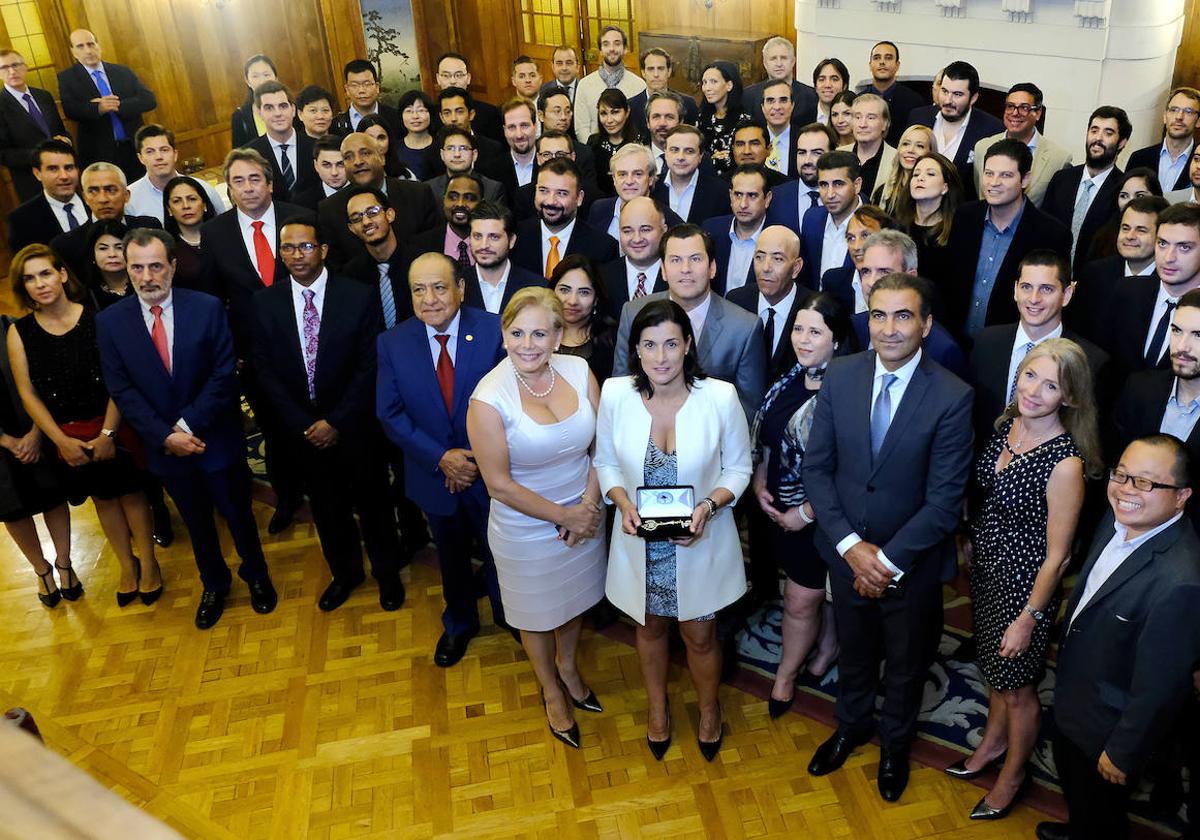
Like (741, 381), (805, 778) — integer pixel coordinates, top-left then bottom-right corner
(7, 193), (76, 252)
(650, 171), (732, 224)
(586, 196), (683, 234)
(462, 262), (546, 313)
(247, 132), (318, 204)
(967, 322), (1110, 450)
(743, 79), (818, 127)
(1042, 163), (1124, 275)
(510, 218), (618, 277)
(726, 282), (807, 377)
(57, 62), (156, 165)
(906, 105), (1004, 201)
(290, 182), (342, 212)
(230, 101), (257, 148)
(200, 201), (305, 359)
(250, 272), (381, 439)
(329, 102), (403, 140)
(50, 213), (161, 280)
(0, 86), (68, 201)
(469, 99), (504, 144)
(801, 349), (975, 584)
(1126, 141), (1192, 192)
(819, 265), (857, 315)
(341, 245), (416, 328)
(945, 199), (1072, 338)
(316, 177), (439, 269)
(512, 176), (600, 223)
(1110, 370), (1200, 510)
(1068, 254), (1145, 343)
(1055, 511), (1200, 775)
(599, 258), (666, 321)
(1095, 274), (1174, 379)
(868, 82), (927, 147)
(700, 214), (757, 296)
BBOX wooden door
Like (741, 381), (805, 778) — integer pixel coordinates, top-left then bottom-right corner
(515, 0), (637, 79)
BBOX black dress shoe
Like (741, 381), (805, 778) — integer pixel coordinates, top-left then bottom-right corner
(318, 576), (362, 612)
(969, 773), (1029, 820)
(768, 694), (793, 720)
(267, 506), (295, 535)
(1034, 821), (1072, 840)
(434, 631), (474, 667)
(878, 750), (910, 802)
(248, 577), (278, 613)
(378, 577), (405, 611)
(945, 751), (1007, 780)
(808, 730), (870, 776)
(195, 590), (226, 629)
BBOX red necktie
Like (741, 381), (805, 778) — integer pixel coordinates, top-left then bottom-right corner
(150, 305), (170, 373)
(435, 334), (454, 414)
(251, 220), (274, 287)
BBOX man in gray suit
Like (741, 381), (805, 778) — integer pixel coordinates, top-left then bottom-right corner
(1036, 435), (1200, 840)
(613, 223), (767, 422)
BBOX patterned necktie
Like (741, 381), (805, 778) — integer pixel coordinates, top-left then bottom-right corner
(62, 202), (80, 231)
(870, 373), (898, 459)
(90, 69), (126, 141)
(251, 220), (274, 286)
(149, 305), (170, 373)
(1008, 340), (1036, 403)
(457, 239), (472, 273)
(22, 93), (49, 137)
(279, 143), (295, 191)
(634, 271), (648, 298)
(301, 288), (319, 399)
(1069, 178), (1094, 263)
(434, 334), (454, 414)
(545, 235), (561, 279)
(807, 190), (819, 208)
(765, 142), (782, 174)
(1145, 300), (1177, 366)
(377, 263), (397, 329)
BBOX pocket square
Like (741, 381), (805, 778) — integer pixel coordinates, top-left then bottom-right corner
(1114, 614), (1130, 622)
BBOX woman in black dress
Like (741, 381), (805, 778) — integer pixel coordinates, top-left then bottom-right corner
(587, 89), (643, 196)
(551, 255), (617, 384)
(951, 338), (1101, 820)
(7, 245), (163, 606)
(698, 61), (751, 179)
(85, 220), (131, 310)
(900, 152), (963, 326)
(751, 292), (850, 718)
(162, 175), (219, 296)
(230, 54), (277, 148)
(0, 312), (73, 607)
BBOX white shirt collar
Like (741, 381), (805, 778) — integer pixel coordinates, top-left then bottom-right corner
(5, 83), (30, 99)
(269, 130), (298, 150)
(138, 290), (173, 318)
(1111, 510), (1183, 547)
(425, 308), (462, 342)
(873, 347), (922, 384)
(290, 268), (329, 305)
(237, 203), (276, 233)
(1015, 320), (1063, 348)
(1125, 260), (1156, 277)
(757, 282), (798, 319)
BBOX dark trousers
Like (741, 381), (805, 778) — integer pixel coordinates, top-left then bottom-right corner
(161, 463), (268, 593)
(295, 436), (400, 583)
(828, 570), (943, 751)
(1054, 732), (1131, 839)
(385, 442), (431, 548)
(426, 489), (504, 636)
(240, 367), (303, 512)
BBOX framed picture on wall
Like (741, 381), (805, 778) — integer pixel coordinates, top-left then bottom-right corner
(361, 0), (422, 104)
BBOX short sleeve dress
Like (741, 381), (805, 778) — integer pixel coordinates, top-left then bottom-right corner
(471, 353), (607, 631)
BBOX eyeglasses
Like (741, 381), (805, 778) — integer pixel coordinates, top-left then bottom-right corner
(279, 242), (319, 255)
(1167, 105), (1199, 118)
(442, 144), (473, 153)
(347, 205), (386, 225)
(0, 60), (26, 72)
(438, 71), (469, 82)
(1107, 468), (1184, 492)
(1004, 103), (1040, 115)
(346, 80), (378, 90)
(404, 106), (429, 116)
(537, 150), (573, 160)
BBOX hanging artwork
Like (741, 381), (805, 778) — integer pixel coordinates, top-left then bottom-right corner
(359, 0), (422, 104)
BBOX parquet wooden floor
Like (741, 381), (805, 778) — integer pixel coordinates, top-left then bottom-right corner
(0, 500), (1051, 839)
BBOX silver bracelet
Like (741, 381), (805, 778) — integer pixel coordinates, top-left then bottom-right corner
(701, 497), (718, 519)
(797, 503), (814, 524)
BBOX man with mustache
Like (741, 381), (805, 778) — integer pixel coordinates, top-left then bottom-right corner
(463, 200), (545, 314)
(510, 156), (617, 278)
(407, 173), (484, 271)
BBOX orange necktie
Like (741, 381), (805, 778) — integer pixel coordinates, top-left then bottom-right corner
(545, 235), (561, 279)
(251, 220), (275, 287)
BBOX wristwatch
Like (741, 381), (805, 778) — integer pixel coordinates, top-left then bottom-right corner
(100, 428), (116, 439)
(1023, 603), (1045, 621)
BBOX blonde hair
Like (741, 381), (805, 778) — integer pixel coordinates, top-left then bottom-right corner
(501, 286), (564, 332)
(996, 338), (1103, 478)
(873, 124), (934, 214)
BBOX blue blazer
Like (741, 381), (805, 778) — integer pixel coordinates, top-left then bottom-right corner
(850, 311), (968, 381)
(795, 203), (852, 291)
(801, 349), (974, 583)
(764, 179), (821, 237)
(96, 289), (245, 477)
(700, 214), (756, 296)
(376, 306), (504, 516)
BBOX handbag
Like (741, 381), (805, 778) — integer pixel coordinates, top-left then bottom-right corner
(635, 484), (696, 541)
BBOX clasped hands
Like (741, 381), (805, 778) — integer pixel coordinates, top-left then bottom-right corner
(557, 497), (601, 548)
(90, 94), (120, 114)
(165, 425), (206, 457)
(1, 428), (42, 465)
(845, 541), (894, 598)
(439, 448), (478, 493)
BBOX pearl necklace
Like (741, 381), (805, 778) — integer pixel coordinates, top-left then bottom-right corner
(513, 360), (556, 398)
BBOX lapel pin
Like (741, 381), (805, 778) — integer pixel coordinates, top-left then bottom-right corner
(466, 334), (474, 341)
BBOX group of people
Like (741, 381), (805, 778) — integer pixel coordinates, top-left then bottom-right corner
(1, 23), (1199, 840)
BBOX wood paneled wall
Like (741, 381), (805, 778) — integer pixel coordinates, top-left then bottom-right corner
(1175, 0), (1200, 88)
(632, 0), (792, 42)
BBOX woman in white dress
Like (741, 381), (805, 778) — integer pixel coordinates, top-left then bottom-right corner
(468, 288), (607, 749)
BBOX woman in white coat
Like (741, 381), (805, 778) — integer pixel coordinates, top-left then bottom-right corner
(595, 299), (752, 762)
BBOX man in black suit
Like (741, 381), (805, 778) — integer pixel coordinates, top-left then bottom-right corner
(510, 157), (618, 279)
(969, 250), (1110, 449)
(465, 199), (546, 314)
(409, 173), (483, 271)
(318, 132), (439, 268)
(819, 204), (899, 316)
(423, 127), (508, 206)
(1042, 105), (1131, 274)
(905, 61), (1003, 201)
(701, 164), (772, 295)
(729, 124), (788, 191)
(755, 80), (800, 183)
(289, 135), (349, 211)
(201, 147), (306, 533)
(802, 272), (973, 803)
(742, 36), (818, 127)
(247, 81), (317, 205)
(499, 98), (537, 193)
(50, 161), (160, 280)
(1125, 86), (1199, 193)
(599, 196), (668, 320)
(859, 41), (926, 147)
(535, 89), (598, 184)
(1110, 289), (1200, 532)
(329, 59), (402, 139)
(652, 124), (731, 224)
(947, 139), (1072, 341)
(511, 130), (602, 223)
(57, 29), (156, 179)
(1034, 435), (1200, 840)
(7, 139), (83, 252)
(251, 217), (405, 613)
(539, 45), (579, 107)
(0, 48), (69, 200)
(434, 52), (503, 143)
(639, 48), (699, 124)
(437, 87), (509, 186)
(644, 91), (684, 178)
(726, 224), (807, 376)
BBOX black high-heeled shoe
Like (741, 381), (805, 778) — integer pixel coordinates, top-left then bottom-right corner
(945, 750), (1008, 780)
(36, 565), (61, 608)
(698, 701), (724, 762)
(647, 697), (671, 760)
(969, 772), (1030, 820)
(541, 687), (581, 749)
(116, 560), (140, 608)
(55, 562), (83, 601)
(558, 673), (603, 713)
(768, 693), (794, 720)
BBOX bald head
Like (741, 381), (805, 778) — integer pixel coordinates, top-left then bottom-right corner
(619, 196), (666, 268)
(340, 132), (386, 186)
(753, 225), (803, 303)
(69, 30), (101, 67)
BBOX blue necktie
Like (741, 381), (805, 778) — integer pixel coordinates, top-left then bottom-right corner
(62, 201), (80, 230)
(22, 93), (49, 137)
(870, 373), (898, 459)
(90, 69), (126, 141)
(279, 143), (295, 191)
(378, 264), (397, 329)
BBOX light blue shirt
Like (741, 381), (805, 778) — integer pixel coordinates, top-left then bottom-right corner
(1160, 377), (1200, 442)
(725, 218), (764, 293)
(1070, 511), (1185, 626)
(667, 169), (699, 220)
(1158, 140), (1194, 191)
(967, 200), (1025, 337)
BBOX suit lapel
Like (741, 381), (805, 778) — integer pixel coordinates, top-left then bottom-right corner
(449, 311), (479, 416)
(698, 294), (725, 368)
(1070, 540), (1157, 625)
(870, 358), (930, 476)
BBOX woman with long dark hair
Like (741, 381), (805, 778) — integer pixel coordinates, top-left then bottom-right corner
(550, 255), (617, 383)
(396, 89), (439, 180)
(812, 58), (850, 127)
(358, 113), (414, 180)
(901, 152), (964, 314)
(588, 88), (643, 196)
(161, 175), (219, 295)
(85, 219), (131, 310)
(698, 61), (751, 178)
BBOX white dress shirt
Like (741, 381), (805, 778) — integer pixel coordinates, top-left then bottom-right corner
(625, 259), (661, 299)
(289, 269), (328, 362)
(651, 144), (667, 175)
(127, 174), (226, 222)
(237, 204), (277, 275)
(425, 309), (461, 366)
(725, 218), (764, 293)
(606, 197), (626, 241)
(348, 103), (379, 132)
(1143, 283), (1180, 362)
(667, 169), (699, 220)
(1073, 164), (1115, 220)
(1006, 322), (1063, 400)
(43, 191), (88, 233)
(1069, 512), (1185, 626)
(757, 283), (798, 358)
(820, 199), (860, 276)
(540, 218), (576, 269)
(850, 269), (866, 313)
(477, 261), (510, 314)
(1125, 260), (1156, 277)
(933, 109), (974, 162)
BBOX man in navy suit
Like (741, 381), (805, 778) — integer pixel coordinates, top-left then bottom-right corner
(742, 36), (818, 127)
(510, 157), (617, 279)
(905, 61), (1003, 202)
(7, 139), (83, 253)
(1125, 87), (1199, 193)
(765, 123), (837, 234)
(57, 29), (156, 179)
(247, 82), (318, 205)
(778, 150), (861, 290)
(0, 48), (70, 201)
(464, 200), (546, 314)
(802, 272), (973, 803)
(586, 143), (682, 241)
(701, 164), (772, 295)
(651, 125), (731, 224)
(377, 252), (509, 667)
(97, 228), (277, 630)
